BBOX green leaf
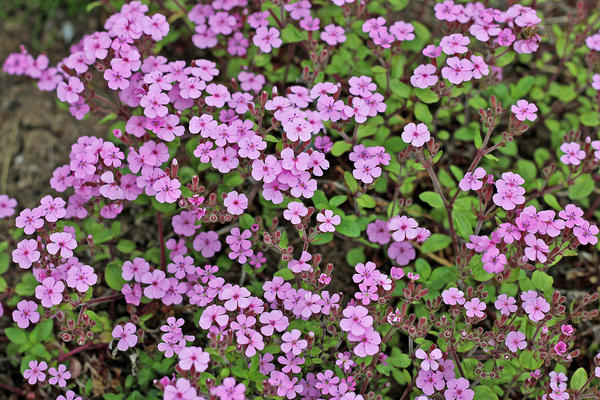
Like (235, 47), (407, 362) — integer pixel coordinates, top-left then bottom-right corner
(329, 195), (347, 208)
(473, 126), (482, 149)
(116, 240), (136, 254)
(580, 111), (599, 127)
(30, 319), (53, 343)
(6, 327), (28, 345)
(274, 268), (294, 280)
(344, 172), (359, 193)
(473, 387), (498, 400)
(337, 215), (361, 238)
(346, 248), (365, 266)
(331, 141), (352, 156)
(519, 350), (543, 370)
(0, 252), (8, 274)
(415, 259), (431, 280)
(413, 88), (439, 104)
(414, 102), (433, 124)
(531, 270), (553, 292)
(356, 194), (376, 208)
(280, 24), (306, 43)
(311, 232), (333, 245)
(568, 174), (594, 201)
(312, 190), (329, 210)
(419, 191), (444, 208)
(421, 234), (452, 253)
(390, 80), (411, 99)
(570, 367), (588, 391)
(151, 197), (176, 213)
(105, 260), (126, 291)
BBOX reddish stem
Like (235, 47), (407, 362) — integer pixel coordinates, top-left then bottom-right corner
(58, 342), (107, 362)
(157, 211), (166, 270)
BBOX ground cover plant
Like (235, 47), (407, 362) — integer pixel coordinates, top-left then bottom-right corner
(1, 0), (600, 399)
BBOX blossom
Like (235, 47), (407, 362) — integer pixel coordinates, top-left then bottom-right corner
(164, 378), (198, 400)
(445, 378), (474, 400)
(12, 239), (40, 269)
(441, 57), (474, 85)
(112, 322), (138, 351)
(211, 377), (246, 400)
(573, 221), (599, 245)
(283, 201), (308, 225)
(57, 391), (83, 400)
(178, 346), (210, 371)
(388, 215), (418, 242)
(494, 294), (517, 316)
(481, 247), (506, 273)
(281, 329), (308, 355)
(321, 24), (346, 46)
(340, 305), (372, 336)
(66, 264), (98, 292)
(524, 234), (549, 263)
(316, 209), (340, 232)
(224, 191), (248, 215)
(15, 207), (44, 234)
(523, 295), (550, 322)
(48, 364), (71, 387)
(401, 123), (431, 147)
(23, 360), (47, 384)
(0, 194), (17, 218)
(12, 300), (40, 328)
(505, 331), (527, 352)
(253, 27), (282, 53)
(35, 277), (65, 307)
(458, 167), (486, 191)
(415, 348), (443, 371)
(560, 142), (585, 165)
(511, 99), (538, 121)
(464, 297), (486, 318)
(416, 369), (445, 396)
(440, 33), (470, 54)
(410, 64), (438, 89)
(350, 327), (381, 358)
(57, 76), (84, 104)
(442, 288), (465, 305)
(193, 231), (222, 258)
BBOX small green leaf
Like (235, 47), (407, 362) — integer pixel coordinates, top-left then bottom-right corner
(329, 195), (347, 208)
(580, 111), (599, 127)
(116, 240), (136, 254)
(419, 191), (444, 208)
(346, 248), (365, 266)
(532, 270), (553, 292)
(356, 194), (376, 208)
(336, 215), (361, 238)
(6, 327), (28, 345)
(421, 234), (452, 253)
(519, 350), (543, 370)
(274, 268), (295, 280)
(344, 172), (359, 193)
(331, 141), (353, 156)
(105, 260), (126, 291)
(570, 367), (588, 391)
(568, 174), (594, 201)
(414, 102), (433, 124)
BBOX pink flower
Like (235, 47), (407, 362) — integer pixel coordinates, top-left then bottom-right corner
(211, 377), (246, 400)
(505, 331), (527, 352)
(321, 24), (346, 46)
(47, 231), (77, 259)
(205, 83), (231, 108)
(523, 295), (550, 322)
(260, 310), (289, 336)
(402, 123), (431, 147)
(281, 329), (308, 355)
(12, 300), (40, 328)
(350, 327), (381, 358)
(494, 294), (517, 316)
(511, 99), (538, 121)
(35, 277), (64, 307)
(164, 378), (198, 400)
(39, 195), (67, 222)
(444, 378), (474, 400)
(388, 241), (416, 266)
(554, 341), (567, 355)
(199, 304), (229, 329)
(442, 287), (465, 305)
(390, 21), (415, 41)
(388, 215), (418, 242)
(416, 369), (445, 396)
(192, 231), (221, 258)
(441, 57), (474, 85)
(573, 220), (599, 245)
(57, 390), (83, 400)
(0, 194), (17, 218)
(57, 77), (84, 104)
(415, 348), (443, 371)
(253, 27), (282, 53)
(153, 176), (181, 203)
(440, 33), (470, 55)
(224, 191), (248, 215)
(340, 305), (373, 336)
(23, 360), (47, 384)
(560, 142), (585, 165)
(410, 64), (438, 89)
(122, 257), (150, 282)
(459, 167), (486, 191)
(178, 346), (210, 371)
(283, 201), (308, 225)
(316, 209), (340, 232)
(66, 264), (97, 292)
(12, 239), (40, 269)
(112, 322), (138, 351)
(464, 297), (486, 318)
(48, 364), (71, 387)
(15, 207), (44, 234)
(481, 247), (506, 273)
(524, 234), (549, 263)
